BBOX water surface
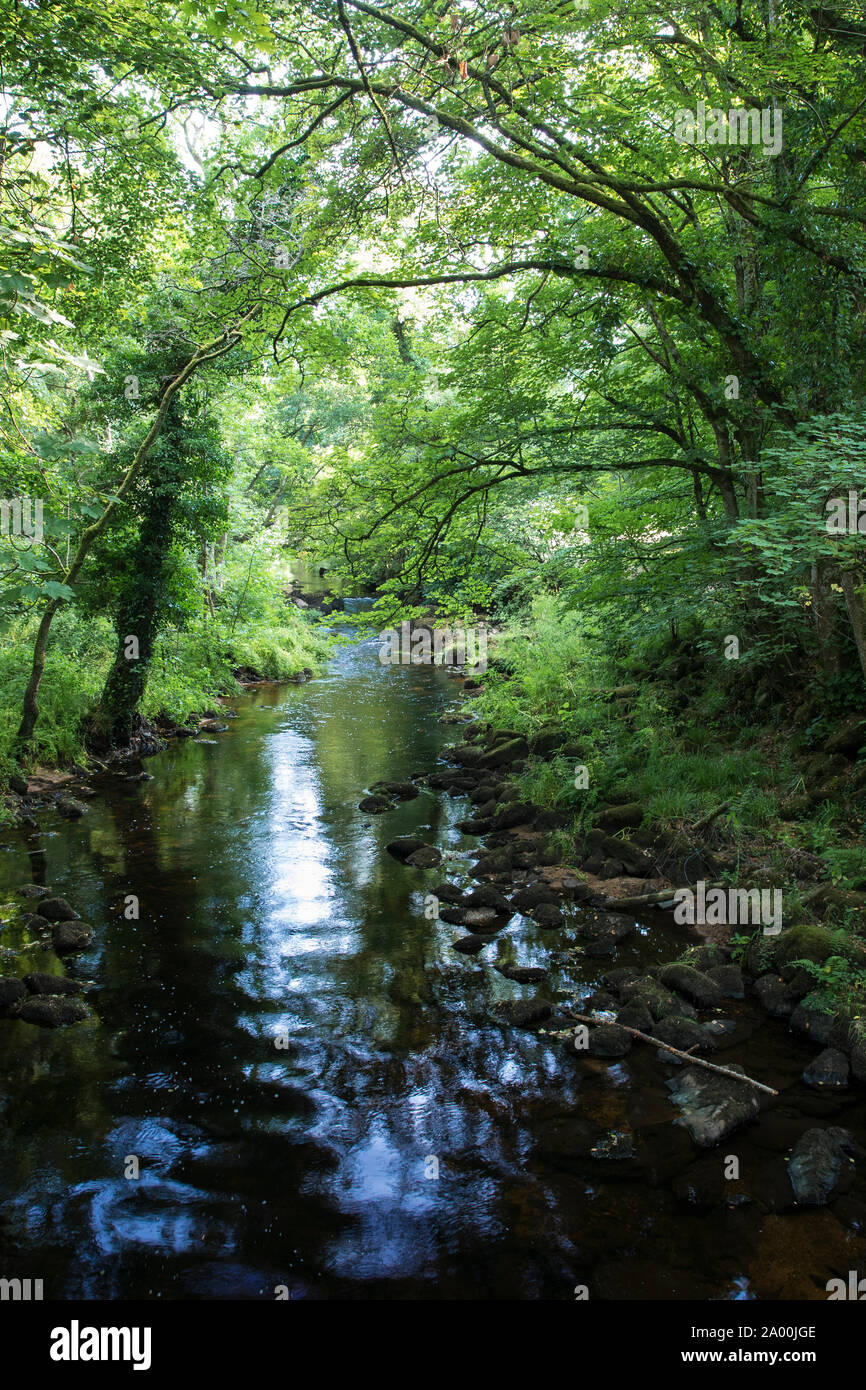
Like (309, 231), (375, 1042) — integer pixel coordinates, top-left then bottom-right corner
(1, 627), (865, 1300)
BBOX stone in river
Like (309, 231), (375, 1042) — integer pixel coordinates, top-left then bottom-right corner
(666, 1064), (761, 1148)
(464, 907), (498, 930)
(385, 836), (428, 862)
(494, 998), (552, 1028)
(23, 973), (84, 997)
(496, 964), (548, 983)
(803, 1047), (850, 1089)
(530, 902), (565, 929)
(788, 1127), (861, 1205)
(405, 846), (442, 869)
(586, 1024), (632, 1058)
(51, 922), (94, 953)
(451, 935), (487, 955)
(37, 897), (80, 923)
(15, 994), (89, 1028)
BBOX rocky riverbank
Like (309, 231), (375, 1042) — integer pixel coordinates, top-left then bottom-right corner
(367, 697), (866, 1190)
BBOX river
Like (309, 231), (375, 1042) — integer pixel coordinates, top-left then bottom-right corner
(1, 618), (864, 1300)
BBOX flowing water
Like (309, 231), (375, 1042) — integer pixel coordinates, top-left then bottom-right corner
(1, 619), (865, 1300)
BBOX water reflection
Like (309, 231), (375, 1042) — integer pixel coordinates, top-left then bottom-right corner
(0, 632), (865, 1299)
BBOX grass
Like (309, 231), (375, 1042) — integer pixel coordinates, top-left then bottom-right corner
(0, 603), (330, 784)
(466, 593), (866, 1011)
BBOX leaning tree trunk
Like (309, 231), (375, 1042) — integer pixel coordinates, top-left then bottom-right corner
(15, 320), (247, 754)
(840, 568), (866, 685)
(90, 405), (182, 749)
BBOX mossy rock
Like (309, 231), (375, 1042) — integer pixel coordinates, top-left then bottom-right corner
(773, 923), (866, 971)
(803, 752), (850, 782)
(811, 774), (850, 804)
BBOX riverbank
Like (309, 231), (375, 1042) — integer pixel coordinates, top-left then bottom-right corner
(0, 603), (331, 825)
(363, 627), (866, 1172)
(2, 622), (866, 1299)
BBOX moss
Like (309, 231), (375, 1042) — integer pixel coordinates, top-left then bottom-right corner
(774, 922), (866, 970)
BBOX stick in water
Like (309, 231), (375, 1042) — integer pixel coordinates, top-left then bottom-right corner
(568, 1012), (778, 1096)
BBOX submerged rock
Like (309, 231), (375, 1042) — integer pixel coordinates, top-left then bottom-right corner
(369, 780), (419, 801)
(15, 994), (89, 1028)
(23, 973), (84, 997)
(803, 1047), (850, 1089)
(511, 882), (559, 910)
(405, 846), (442, 869)
(788, 1127), (860, 1205)
(439, 905), (467, 926)
(37, 897), (80, 923)
(658, 963), (722, 1009)
(651, 1016), (718, 1053)
(451, 935), (487, 955)
(495, 964), (548, 983)
(24, 915), (52, 933)
(462, 885), (510, 912)
(578, 911), (637, 955)
(530, 902), (565, 929)
(430, 882), (465, 905)
(590, 1127), (635, 1160)
(666, 1064), (761, 1148)
(706, 964), (745, 999)
(56, 797), (87, 819)
(494, 998), (552, 1029)
(790, 999), (835, 1045)
(585, 1024), (632, 1058)
(17, 884), (52, 899)
(603, 966), (642, 994)
(385, 836), (427, 862)
(358, 795), (391, 814)
(464, 907), (498, 930)
(51, 922), (94, 953)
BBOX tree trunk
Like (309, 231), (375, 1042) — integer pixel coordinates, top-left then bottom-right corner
(91, 406), (183, 748)
(841, 568), (866, 684)
(811, 560), (842, 677)
(14, 320), (247, 755)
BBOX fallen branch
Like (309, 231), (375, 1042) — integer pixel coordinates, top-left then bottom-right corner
(694, 801), (731, 834)
(601, 887), (678, 910)
(568, 1012), (778, 1095)
(601, 881), (726, 911)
